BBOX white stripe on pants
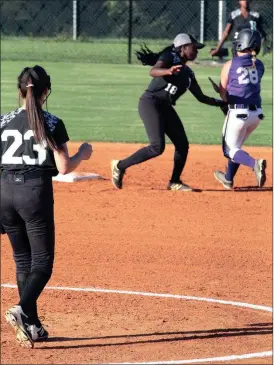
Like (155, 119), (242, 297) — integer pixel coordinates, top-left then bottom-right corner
(222, 108), (262, 159)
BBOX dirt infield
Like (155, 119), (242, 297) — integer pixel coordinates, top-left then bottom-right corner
(1, 142), (272, 364)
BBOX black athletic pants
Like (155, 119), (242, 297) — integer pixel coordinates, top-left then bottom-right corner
(118, 96), (189, 182)
(1, 171), (55, 325)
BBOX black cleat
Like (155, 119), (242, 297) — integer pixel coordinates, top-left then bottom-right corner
(167, 181), (193, 191)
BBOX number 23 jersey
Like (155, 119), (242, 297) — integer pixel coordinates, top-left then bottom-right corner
(0, 108), (69, 176)
(144, 50), (197, 105)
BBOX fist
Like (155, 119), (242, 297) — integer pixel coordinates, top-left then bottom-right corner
(210, 49), (219, 56)
(168, 65), (182, 75)
(79, 142), (92, 160)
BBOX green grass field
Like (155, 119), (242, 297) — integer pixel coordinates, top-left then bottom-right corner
(1, 38), (272, 146)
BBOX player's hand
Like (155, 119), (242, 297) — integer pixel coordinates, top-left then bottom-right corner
(208, 77), (220, 93)
(167, 65), (182, 75)
(79, 143), (93, 160)
(220, 103), (228, 116)
(210, 49), (219, 56)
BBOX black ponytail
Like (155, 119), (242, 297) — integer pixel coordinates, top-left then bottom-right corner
(18, 65), (58, 151)
(135, 43), (176, 66)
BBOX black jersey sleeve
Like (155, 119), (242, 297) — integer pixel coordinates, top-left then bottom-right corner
(158, 51), (173, 66)
(189, 76), (225, 107)
(51, 119), (69, 147)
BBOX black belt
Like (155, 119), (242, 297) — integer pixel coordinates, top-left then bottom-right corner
(1, 170), (49, 182)
(229, 104), (259, 111)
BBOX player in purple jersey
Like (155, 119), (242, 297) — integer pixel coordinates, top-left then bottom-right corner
(213, 28), (267, 189)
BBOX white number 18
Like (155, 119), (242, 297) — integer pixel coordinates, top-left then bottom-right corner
(165, 83), (178, 95)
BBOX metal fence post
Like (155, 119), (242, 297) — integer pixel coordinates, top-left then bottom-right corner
(200, 0), (205, 43)
(218, 0), (226, 41)
(128, 0), (133, 64)
(73, 0), (78, 40)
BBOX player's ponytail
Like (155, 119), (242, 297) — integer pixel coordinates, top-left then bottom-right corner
(18, 66), (57, 151)
(251, 49), (257, 67)
(136, 44), (174, 66)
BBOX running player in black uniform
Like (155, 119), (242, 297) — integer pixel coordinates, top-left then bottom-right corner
(0, 65), (92, 348)
(111, 33), (226, 191)
(210, 0), (266, 57)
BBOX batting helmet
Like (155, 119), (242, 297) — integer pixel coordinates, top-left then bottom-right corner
(234, 28), (262, 54)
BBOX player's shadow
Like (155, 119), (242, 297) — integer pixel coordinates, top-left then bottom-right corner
(40, 322), (272, 350)
(200, 186), (272, 192)
(234, 186), (273, 192)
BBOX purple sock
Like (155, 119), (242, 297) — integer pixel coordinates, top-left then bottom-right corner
(232, 150), (255, 169)
(225, 159), (240, 181)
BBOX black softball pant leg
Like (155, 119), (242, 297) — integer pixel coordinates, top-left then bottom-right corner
(163, 106), (189, 182)
(118, 97), (165, 171)
(1, 177), (55, 323)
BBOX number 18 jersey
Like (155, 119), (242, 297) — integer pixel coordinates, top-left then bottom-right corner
(0, 108), (69, 176)
(145, 50), (196, 105)
(227, 54), (264, 106)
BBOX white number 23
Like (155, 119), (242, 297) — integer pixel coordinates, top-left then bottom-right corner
(237, 67), (259, 85)
(1, 130), (47, 165)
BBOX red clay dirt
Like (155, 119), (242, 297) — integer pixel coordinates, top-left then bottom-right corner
(1, 142), (272, 364)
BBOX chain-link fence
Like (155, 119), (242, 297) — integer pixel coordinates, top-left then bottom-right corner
(1, 0), (273, 64)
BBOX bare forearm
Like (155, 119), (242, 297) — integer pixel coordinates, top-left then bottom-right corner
(150, 68), (170, 77)
(63, 152), (84, 174)
(215, 32), (229, 50)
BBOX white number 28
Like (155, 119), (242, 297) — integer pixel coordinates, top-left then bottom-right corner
(1, 130), (47, 165)
(237, 67), (259, 85)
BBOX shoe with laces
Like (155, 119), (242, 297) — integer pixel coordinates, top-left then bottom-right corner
(167, 181), (193, 191)
(214, 171), (233, 190)
(27, 322), (49, 342)
(111, 160), (125, 189)
(253, 159), (267, 187)
(5, 305), (34, 348)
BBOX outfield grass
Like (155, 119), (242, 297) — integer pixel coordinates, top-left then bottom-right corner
(1, 36), (273, 68)
(1, 39), (272, 146)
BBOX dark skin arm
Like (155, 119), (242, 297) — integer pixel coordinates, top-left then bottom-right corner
(210, 23), (232, 56)
(149, 60), (182, 77)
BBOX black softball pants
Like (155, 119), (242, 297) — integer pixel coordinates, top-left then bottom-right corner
(1, 172), (55, 325)
(118, 96), (189, 183)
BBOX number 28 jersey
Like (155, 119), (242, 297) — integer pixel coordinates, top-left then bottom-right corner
(227, 54), (264, 106)
(144, 50), (197, 105)
(0, 108), (69, 176)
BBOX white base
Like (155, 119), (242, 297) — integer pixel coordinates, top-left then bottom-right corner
(52, 172), (104, 183)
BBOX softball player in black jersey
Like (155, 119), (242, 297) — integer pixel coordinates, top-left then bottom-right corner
(111, 33), (226, 191)
(0, 65), (92, 348)
(210, 0), (266, 58)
